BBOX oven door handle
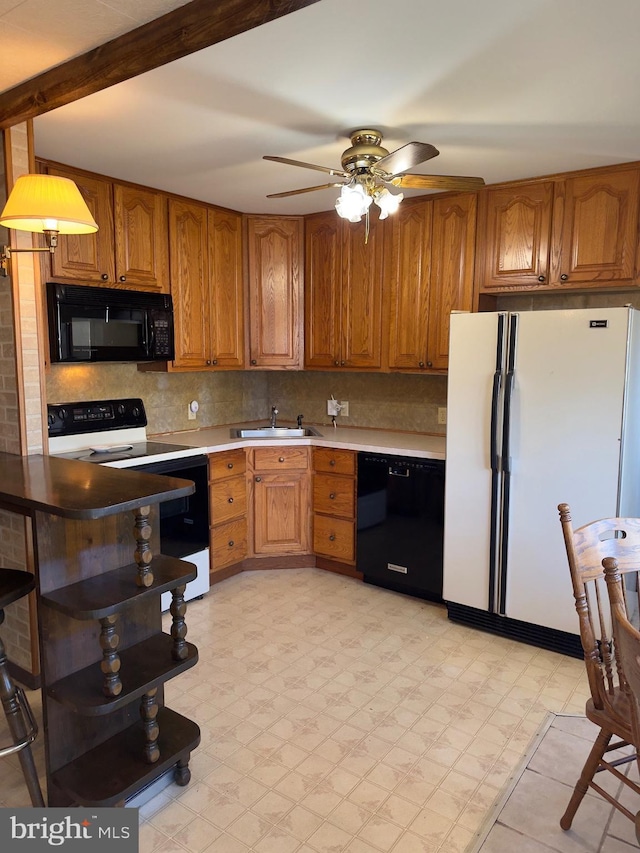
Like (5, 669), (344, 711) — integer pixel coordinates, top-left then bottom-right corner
(130, 454), (208, 476)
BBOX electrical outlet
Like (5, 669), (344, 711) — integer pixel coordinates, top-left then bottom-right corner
(437, 407), (447, 425)
(340, 401), (349, 417)
(327, 399), (340, 416)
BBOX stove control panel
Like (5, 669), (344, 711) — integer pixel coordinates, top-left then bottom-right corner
(47, 398), (147, 437)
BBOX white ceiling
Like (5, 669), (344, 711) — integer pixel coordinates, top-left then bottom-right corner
(4, 0), (640, 215)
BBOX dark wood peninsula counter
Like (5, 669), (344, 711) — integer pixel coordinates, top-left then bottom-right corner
(0, 452), (201, 807)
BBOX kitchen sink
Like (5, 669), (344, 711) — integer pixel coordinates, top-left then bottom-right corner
(231, 426), (321, 439)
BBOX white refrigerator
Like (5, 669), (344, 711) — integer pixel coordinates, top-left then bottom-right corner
(443, 307), (640, 653)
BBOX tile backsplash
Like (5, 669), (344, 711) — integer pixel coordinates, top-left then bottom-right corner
(45, 365), (448, 436)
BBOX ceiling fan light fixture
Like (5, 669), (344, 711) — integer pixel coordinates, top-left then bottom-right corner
(335, 182), (372, 222)
(374, 186), (404, 219)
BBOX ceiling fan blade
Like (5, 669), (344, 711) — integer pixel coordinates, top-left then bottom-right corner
(391, 174), (485, 191)
(374, 142), (439, 176)
(263, 155), (349, 178)
(266, 182), (345, 199)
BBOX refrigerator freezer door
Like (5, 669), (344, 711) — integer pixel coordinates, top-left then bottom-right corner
(504, 308), (630, 633)
(443, 312), (505, 611)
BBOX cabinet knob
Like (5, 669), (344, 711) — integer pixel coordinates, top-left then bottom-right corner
(227, 462), (234, 469)
(212, 359), (218, 365)
(329, 534), (336, 541)
(251, 359), (257, 365)
(278, 456), (285, 463)
(329, 459), (336, 466)
(560, 273), (569, 281)
(427, 361), (433, 368)
(101, 273), (109, 281)
(228, 540), (234, 547)
(255, 476), (262, 482)
(334, 360), (340, 366)
(418, 361), (425, 368)
(228, 497), (234, 504)
(206, 360), (211, 365)
(340, 360), (345, 366)
(538, 275), (546, 282)
(119, 275), (126, 282)
(329, 493), (336, 500)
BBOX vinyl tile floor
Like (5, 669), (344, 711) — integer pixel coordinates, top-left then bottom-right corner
(0, 568), (622, 852)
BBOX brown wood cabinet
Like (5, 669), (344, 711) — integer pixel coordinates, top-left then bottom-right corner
(387, 193), (476, 371)
(42, 162), (169, 291)
(477, 165), (640, 293)
(249, 446), (310, 555)
(312, 447), (356, 565)
(168, 199), (244, 371)
(209, 449), (247, 575)
(305, 212), (384, 370)
(245, 215), (303, 369)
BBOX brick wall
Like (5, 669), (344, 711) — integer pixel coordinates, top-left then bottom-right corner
(0, 125), (42, 675)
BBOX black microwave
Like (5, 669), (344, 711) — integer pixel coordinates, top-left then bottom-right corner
(47, 282), (175, 363)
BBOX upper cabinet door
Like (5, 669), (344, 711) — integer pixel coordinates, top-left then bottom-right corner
(304, 211), (342, 369)
(341, 216), (384, 369)
(387, 200), (432, 370)
(47, 167), (115, 284)
(208, 207), (244, 368)
(113, 184), (168, 291)
(168, 198), (209, 370)
(551, 169), (640, 285)
(246, 216), (303, 369)
(427, 193), (477, 370)
(477, 182), (554, 291)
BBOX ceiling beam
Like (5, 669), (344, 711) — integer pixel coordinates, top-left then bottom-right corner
(0, 0), (323, 130)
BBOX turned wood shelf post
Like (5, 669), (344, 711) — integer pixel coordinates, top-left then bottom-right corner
(170, 585), (188, 661)
(140, 689), (160, 764)
(99, 614), (122, 697)
(133, 506), (154, 587)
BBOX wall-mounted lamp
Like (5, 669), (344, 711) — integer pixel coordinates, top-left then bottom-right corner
(0, 174), (98, 277)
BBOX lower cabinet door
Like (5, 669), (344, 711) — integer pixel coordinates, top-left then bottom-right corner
(313, 514), (355, 563)
(211, 517), (247, 570)
(253, 472), (310, 555)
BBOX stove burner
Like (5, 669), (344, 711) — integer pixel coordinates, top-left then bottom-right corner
(76, 450), (135, 462)
(89, 444), (134, 454)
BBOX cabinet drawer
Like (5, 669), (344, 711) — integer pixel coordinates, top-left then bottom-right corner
(313, 447), (355, 476)
(211, 517), (247, 569)
(252, 446), (309, 470)
(313, 515), (355, 563)
(313, 474), (355, 518)
(210, 476), (246, 523)
(210, 449), (246, 481)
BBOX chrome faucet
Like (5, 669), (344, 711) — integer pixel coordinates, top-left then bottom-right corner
(270, 405), (278, 428)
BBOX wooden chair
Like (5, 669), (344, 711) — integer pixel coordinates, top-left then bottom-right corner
(603, 555), (640, 843)
(558, 503), (640, 830)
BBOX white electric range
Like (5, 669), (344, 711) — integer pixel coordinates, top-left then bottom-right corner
(48, 398), (210, 606)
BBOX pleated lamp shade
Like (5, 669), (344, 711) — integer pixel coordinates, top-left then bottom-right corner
(0, 174), (98, 235)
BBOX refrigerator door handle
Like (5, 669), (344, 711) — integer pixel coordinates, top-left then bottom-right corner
(498, 313), (518, 615)
(488, 312), (507, 613)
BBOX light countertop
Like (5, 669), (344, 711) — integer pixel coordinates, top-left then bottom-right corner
(150, 424), (446, 460)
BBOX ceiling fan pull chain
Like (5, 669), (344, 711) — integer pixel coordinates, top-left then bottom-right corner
(364, 208), (370, 245)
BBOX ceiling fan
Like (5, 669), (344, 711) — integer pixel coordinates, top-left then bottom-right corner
(264, 128), (485, 221)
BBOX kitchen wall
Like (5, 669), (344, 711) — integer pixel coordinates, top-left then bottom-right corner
(46, 365), (270, 435)
(266, 371), (448, 434)
(46, 364), (448, 436)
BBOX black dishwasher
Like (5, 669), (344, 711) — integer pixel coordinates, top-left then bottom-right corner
(357, 453), (445, 602)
